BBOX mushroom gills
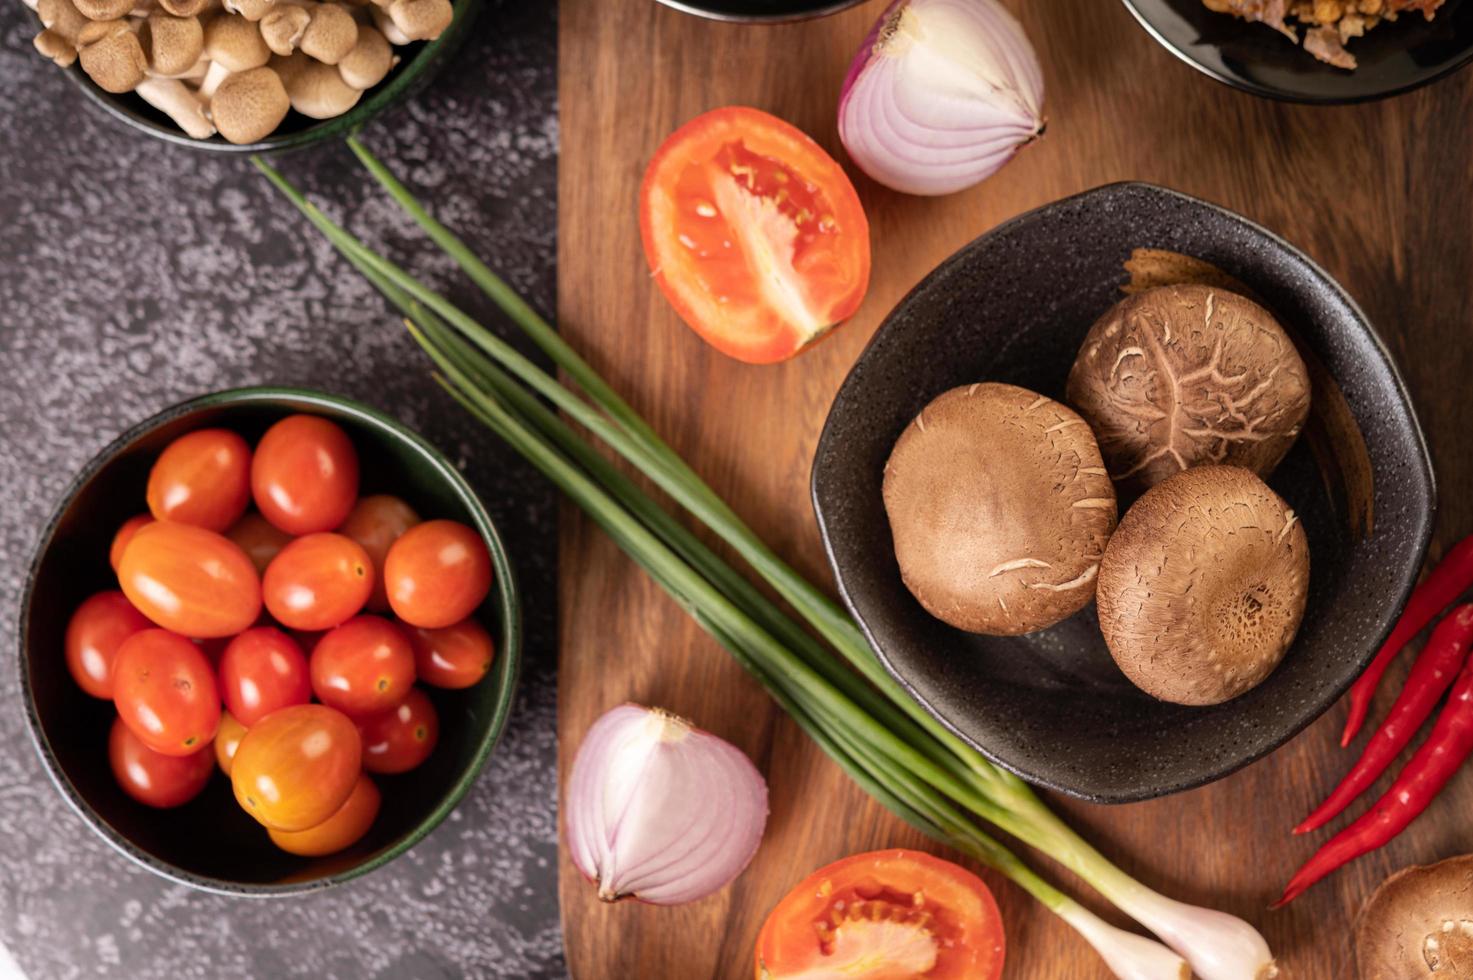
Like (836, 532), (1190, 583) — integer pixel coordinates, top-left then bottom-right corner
(1358, 855), (1473, 979)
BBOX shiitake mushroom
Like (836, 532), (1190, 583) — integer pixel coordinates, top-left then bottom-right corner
(883, 382), (1118, 636)
(1357, 855), (1473, 980)
(1067, 284), (1311, 495)
(1096, 465), (1309, 705)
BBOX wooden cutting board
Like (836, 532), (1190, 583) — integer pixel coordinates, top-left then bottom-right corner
(556, 1), (1473, 976)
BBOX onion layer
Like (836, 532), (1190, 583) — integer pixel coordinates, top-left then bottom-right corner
(565, 703), (769, 906)
(838, 0), (1045, 197)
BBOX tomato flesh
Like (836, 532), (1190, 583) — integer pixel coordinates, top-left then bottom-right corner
(641, 107), (870, 364)
(117, 521), (261, 638)
(65, 590), (152, 699)
(755, 850), (1004, 980)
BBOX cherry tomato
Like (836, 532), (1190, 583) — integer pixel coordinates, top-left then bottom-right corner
(112, 629), (222, 756)
(263, 533), (373, 631)
(755, 850), (1005, 980)
(215, 710), (247, 776)
(409, 618), (494, 689)
(64, 591), (152, 699)
(251, 415), (360, 535)
(384, 520), (492, 629)
(338, 494), (421, 612)
(109, 514), (154, 573)
(218, 627), (311, 727)
(640, 106), (871, 364)
(108, 716), (215, 808)
(117, 521), (261, 638)
(231, 704), (361, 831)
(146, 428), (252, 532)
(226, 512), (293, 576)
(268, 774), (380, 857)
(311, 615), (416, 716)
(356, 688), (439, 774)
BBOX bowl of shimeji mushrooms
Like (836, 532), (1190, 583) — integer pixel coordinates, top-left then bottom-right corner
(23, 0), (478, 150)
(812, 181), (1436, 804)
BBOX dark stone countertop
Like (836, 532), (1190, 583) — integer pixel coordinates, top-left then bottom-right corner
(0, 3), (566, 977)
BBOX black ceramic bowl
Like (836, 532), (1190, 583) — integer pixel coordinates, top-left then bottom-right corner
(20, 387), (521, 893)
(654, 0), (868, 22)
(1123, 0), (1473, 103)
(57, 0), (480, 153)
(812, 181), (1435, 803)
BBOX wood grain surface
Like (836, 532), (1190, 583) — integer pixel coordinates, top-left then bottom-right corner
(556, 1), (1473, 976)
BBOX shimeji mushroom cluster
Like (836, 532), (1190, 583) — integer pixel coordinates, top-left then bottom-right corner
(26, 0), (453, 143)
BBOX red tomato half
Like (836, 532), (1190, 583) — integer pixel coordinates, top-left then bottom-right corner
(146, 428), (252, 532)
(65, 591), (152, 699)
(640, 106), (871, 364)
(218, 627), (311, 727)
(755, 850), (1005, 980)
(108, 716), (215, 808)
(251, 415), (360, 535)
(117, 521), (261, 638)
(112, 629), (222, 757)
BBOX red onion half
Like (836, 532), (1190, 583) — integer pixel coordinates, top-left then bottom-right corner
(565, 703), (769, 906)
(838, 0), (1044, 197)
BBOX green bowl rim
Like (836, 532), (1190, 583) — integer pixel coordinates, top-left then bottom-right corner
(57, 0), (481, 155)
(18, 385), (523, 896)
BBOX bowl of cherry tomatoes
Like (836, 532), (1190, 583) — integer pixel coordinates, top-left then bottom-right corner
(19, 386), (521, 894)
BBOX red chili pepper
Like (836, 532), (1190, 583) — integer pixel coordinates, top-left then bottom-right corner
(1342, 534), (1473, 747)
(1297, 605), (1473, 834)
(1275, 649), (1473, 907)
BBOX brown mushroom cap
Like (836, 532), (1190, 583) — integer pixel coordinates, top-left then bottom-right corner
(386, 0), (450, 41)
(72, 0), (133, 20)
(143, 12), (203, 75)
(77, 20), (147, 93)
(882, 383), (1118, 636)
(337, 23), (391, 89)
(1066, 284), (1311, 495)
(258, 2), (309, 54)
(282, 56), (361, 117)
(222, 0), (274, 20)
(203, 11), (269, 69)
(158, 0), (210, 17)
(209, 64), (289, 143)
(1357, 855), (1473, 979)
(298, 3), (358, 64)
(1096, 465), (1308, 705)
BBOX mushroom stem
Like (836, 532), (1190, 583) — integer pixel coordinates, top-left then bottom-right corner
(198, 58), (231, 97)
(135, 76), (216, 137)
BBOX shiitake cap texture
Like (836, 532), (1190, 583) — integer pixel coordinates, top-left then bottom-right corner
(882, 383), (1118, 636)
(1067, 284), (1311, 495)
(1097, 465), (1309, 706)
(1357, 855), (1473, 980)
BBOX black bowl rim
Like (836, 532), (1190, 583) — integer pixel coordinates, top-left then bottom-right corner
(652, 0), (869, 23)
(811, 179), (1437, 803)
(18, 385), (523, 895)
(56, 0), (481, 154)
(1119, 0), (1473, 104)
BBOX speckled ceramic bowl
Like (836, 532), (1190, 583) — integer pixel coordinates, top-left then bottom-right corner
(20, 387), (521, 894)
(55, 0), (481, 154)
(812, 181), (1436, 804)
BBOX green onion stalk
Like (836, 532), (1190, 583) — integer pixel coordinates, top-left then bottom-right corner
(255, 141), (1277, 980)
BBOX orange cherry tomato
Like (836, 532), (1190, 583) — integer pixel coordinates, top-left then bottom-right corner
(226, 512), (293, 576)
(409, 618), (494, 689)
(640, 106), (871, 364)
(384, 520), (492, 629)
(268, 773), (381, 857)
(64, 591), (152, 699)
(262, 533), (373, 631)
(755, 850), (1005, 980)
(215, 711), (247, 776)
(109, 514), (154, 573)
(218, 627), (311, 727)
(356, 688), (439, 774)
(338, 494), (421, 612)
(108, 716), (215, 808)
(310, 615), (416, 716)
(117, 521), (261, 638)
(231, 704), (361, 831)
(112, 629), (222, 757)
(146, 428), (252, 532)
(251, 415), (360, 535)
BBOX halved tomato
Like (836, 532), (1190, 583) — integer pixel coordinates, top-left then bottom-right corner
(755, 849), (1004, 980)
(640, 106), (870, 364)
